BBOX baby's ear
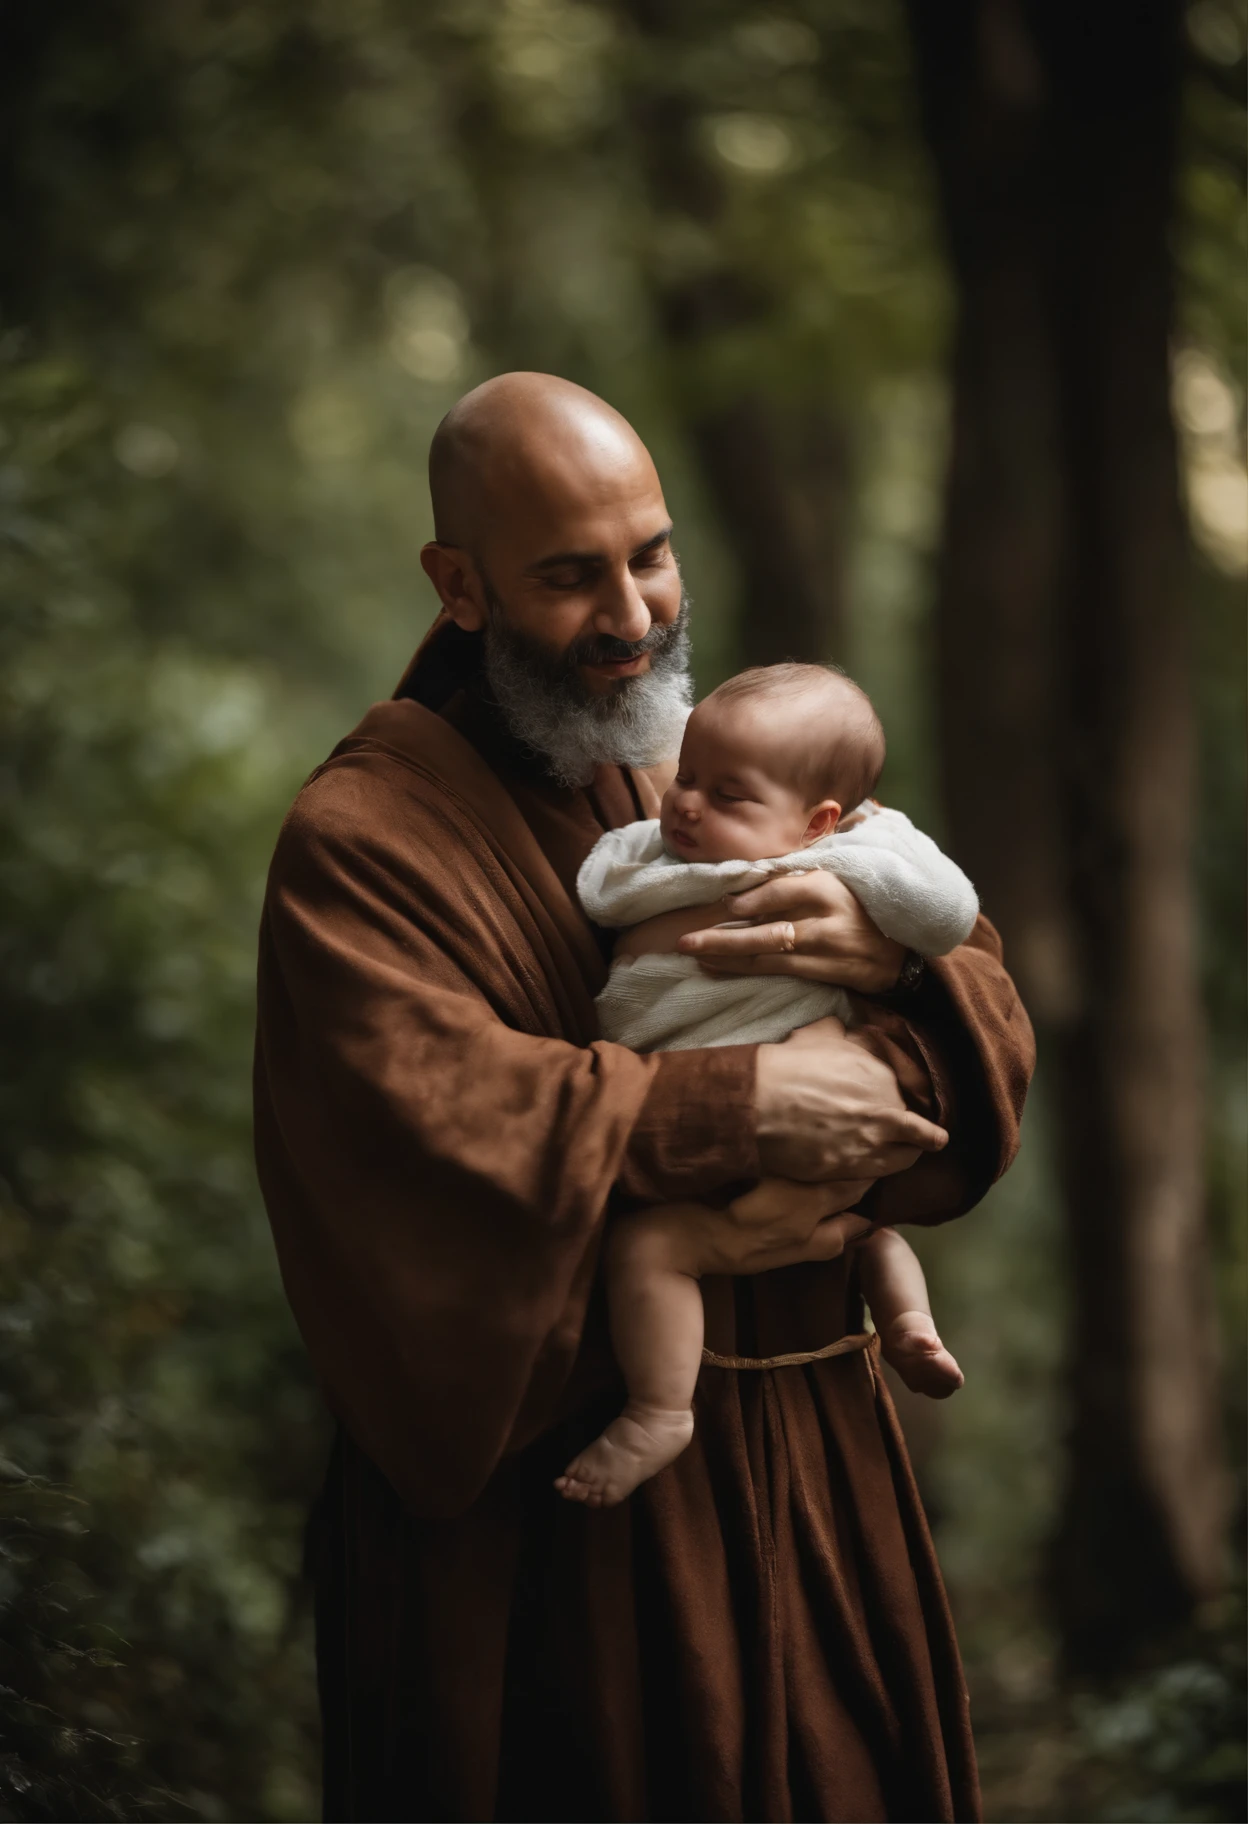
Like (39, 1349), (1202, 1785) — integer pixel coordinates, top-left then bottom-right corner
(801, 801), (841, 846)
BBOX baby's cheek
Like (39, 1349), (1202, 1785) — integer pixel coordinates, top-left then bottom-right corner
(734, 815), (790, 862)
(690, 816), (738, 863)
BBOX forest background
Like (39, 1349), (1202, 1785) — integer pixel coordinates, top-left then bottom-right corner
(0, 1), (1243, 1819)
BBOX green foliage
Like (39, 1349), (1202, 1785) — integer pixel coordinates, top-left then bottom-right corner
(0, 344), (327, 1817)
(0, 1470), (166, 1821)
(968, 1595), (1248, 1824)
(1072, 1613), (1247, 1824)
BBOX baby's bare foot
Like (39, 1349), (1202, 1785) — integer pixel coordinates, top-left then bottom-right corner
(882, 1312), (964, 1399)
(554, 1404), (695, 1508)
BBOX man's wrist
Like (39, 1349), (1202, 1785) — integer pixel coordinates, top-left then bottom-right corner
(879, 950), (926, 1001)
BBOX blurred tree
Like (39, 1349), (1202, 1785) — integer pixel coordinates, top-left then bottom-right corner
(906, 0), (1239, 1674)
(617, 0), (853, 666)
(1039, 0), (1228, 1674)
(896, 0), (1067, 1008)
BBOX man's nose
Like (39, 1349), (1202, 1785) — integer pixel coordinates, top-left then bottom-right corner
(593, 568), (652, 645)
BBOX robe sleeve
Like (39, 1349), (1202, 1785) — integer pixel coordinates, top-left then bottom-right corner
(616, 1047), (761, 1200)
(854, 914), (1035, 1227)
(254, 757), (670, 1518)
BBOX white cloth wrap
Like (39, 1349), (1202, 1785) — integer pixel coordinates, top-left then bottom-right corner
(580, 803), (979, 1054)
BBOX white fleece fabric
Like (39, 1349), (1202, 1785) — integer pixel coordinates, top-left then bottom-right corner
(580, 802), (979, 1053)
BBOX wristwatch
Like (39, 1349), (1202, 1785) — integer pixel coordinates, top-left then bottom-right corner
(887, 950), (926, 998)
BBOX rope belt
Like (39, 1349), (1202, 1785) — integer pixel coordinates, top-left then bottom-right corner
(701, 1330), (876, 1371)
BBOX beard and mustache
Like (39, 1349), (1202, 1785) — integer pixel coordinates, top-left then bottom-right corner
(480, 582), (693, 788)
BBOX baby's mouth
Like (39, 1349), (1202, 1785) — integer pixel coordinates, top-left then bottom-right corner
(667, 827), (698, 852)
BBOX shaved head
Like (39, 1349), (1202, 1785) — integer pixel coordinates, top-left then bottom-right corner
(429, 372), (658, 551)
(421, 372), (691, 784)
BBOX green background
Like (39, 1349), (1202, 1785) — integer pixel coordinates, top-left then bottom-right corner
(0, 3), (1242, 1818)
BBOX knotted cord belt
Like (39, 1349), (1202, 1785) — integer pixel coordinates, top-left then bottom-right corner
(701, 1330), (876, 1371)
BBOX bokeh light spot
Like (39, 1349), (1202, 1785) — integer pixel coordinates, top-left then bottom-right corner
(114, 422), (180, 478)
(385, 267), (470, 383)
(709, 113), (797, 174)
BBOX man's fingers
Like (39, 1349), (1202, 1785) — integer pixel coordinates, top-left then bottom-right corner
(727, 1175), (874, 1233)
(722, 874), (825, 919)
(895, 1111), (949, 1153)
(696, 950), (844, 983)
(683, 913), (835, 967)
(779, 1013), (848, 1045)
(801, 1212), (873, 1262)
(679, 920), (797, 957)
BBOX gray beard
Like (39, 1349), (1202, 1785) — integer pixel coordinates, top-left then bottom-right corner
(482, 593), (693, 788)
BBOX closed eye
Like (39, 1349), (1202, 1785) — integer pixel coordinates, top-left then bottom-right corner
(715, 790), (746, 804)
(541, 567), (593, 591)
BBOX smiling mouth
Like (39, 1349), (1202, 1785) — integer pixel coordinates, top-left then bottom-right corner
(581, 653), (649, 676)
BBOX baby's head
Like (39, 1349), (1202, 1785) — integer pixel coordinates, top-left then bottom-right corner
(660, 663), (885, 864)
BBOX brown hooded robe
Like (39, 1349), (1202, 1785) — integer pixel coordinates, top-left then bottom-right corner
(254, 619), (1034, 1824)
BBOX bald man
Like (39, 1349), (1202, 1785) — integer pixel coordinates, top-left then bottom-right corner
(254, 373), (1033, 1823)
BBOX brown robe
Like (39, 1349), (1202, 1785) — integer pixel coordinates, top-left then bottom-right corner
(254, 621), (1035, 1823)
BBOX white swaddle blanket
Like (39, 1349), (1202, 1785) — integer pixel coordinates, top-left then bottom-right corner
(579, 803), (979, 1053)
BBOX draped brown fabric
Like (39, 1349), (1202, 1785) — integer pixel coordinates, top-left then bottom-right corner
(254, 624), (1035, 1822)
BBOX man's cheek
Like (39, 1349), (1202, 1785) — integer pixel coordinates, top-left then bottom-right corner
(648, 579), (682, 621)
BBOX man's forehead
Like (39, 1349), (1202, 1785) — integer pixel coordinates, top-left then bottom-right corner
(487, 469), (672, 566)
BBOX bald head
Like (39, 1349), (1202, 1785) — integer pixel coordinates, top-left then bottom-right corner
(429, 372), (657, 550)
(419, 371), (685, 734)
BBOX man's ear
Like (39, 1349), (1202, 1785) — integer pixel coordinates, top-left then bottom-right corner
(420, 542), (488, 632)
(800, 800), (841, 846)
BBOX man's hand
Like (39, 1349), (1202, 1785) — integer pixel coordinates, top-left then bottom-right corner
(676, 871), (906, 993)
(723, 1180), (876, 1271)
(657, 1181), (876, 1279)
(754, 1016), (947, 1182)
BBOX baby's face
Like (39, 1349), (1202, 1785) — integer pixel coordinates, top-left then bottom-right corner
(660, 699), (834, 864)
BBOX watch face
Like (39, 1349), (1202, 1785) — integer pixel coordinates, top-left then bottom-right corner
(900, 952), (926, 991)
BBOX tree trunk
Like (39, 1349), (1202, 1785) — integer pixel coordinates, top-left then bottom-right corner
(689, 399), (849, 666)
(907, 0), (1227, 1673)
(905, 0), (1074, 1023)
(1039, 0), (1226, 1671)
(618, 0), (851, 667)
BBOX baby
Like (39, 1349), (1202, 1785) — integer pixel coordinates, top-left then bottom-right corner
(556, 663), (976, 1509)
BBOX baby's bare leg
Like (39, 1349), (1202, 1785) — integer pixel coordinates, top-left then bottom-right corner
(555, 1208), (704, 1508)
(855, 1225), (964, 1398)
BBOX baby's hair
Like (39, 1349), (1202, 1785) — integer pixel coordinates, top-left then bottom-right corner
(705, 662), (886, 811)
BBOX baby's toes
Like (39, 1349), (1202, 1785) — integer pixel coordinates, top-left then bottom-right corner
(885, 1333), (964, 1399)
(905, 1331), (946, 1359)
